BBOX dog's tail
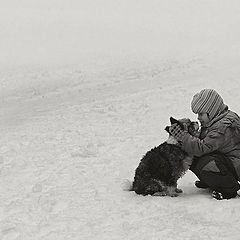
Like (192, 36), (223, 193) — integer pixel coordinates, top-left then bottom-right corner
(121, 179), (133, 191)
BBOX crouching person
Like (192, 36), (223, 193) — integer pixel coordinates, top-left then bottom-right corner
(170, 89), (240, 200)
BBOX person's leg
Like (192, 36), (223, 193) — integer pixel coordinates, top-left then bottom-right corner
(200, 170), (239, 199)
(190, 153), (239, 199)
(190, 155), (213, 188)
(201, 155), (239, 199)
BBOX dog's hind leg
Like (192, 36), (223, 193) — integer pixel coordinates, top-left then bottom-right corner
(152, 191), (167, 196)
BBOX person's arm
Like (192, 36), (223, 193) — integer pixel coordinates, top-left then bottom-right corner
(169, 124), (225, 156)
(181, 130), (225, 156)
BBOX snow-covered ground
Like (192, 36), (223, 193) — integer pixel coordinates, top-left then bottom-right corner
(1, 1), (240, 240)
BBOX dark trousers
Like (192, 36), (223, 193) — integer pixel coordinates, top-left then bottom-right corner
(190, 153), (239, 198)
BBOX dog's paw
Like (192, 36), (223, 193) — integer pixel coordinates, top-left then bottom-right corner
(152, 191), (167, 197)
(169, 193), (179, 197)
(166, 186), (180, 197)
(121, 179), (133, 191)
(175, 188), (183, 193)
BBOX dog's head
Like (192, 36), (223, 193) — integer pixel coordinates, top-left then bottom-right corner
(165, 117), (199, 137)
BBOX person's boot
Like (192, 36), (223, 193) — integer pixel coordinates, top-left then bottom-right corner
(212, 190), (237, 200)
(195, 180), (209, 189)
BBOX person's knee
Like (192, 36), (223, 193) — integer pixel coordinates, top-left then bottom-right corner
(200, 170), (240, 193)
(202, 160), (220, 173)
(190, 155), (216, 178)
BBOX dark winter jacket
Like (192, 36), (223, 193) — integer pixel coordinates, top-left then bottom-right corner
(181, 109), (240, 180)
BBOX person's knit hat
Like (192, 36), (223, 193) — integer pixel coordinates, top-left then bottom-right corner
(191, 89), (226, 120)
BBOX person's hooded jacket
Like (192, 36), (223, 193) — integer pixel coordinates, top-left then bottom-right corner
(180, 89), (240, 180)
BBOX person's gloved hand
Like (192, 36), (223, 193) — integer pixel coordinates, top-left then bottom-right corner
(169, 123), (186, 141)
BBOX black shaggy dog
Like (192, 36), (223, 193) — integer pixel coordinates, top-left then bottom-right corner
(131, 117), (199, 197)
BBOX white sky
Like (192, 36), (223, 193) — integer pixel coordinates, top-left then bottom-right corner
(0, 0), (240, 67)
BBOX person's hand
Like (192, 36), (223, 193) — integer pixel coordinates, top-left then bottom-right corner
(169, 123), (186, 141)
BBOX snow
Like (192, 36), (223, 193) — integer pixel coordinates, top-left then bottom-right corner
(1, 1), (240, 240)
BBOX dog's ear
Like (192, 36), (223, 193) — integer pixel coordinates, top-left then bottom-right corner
(169, 117), (184, 130)
(170, 117), (179, 125)
(165, 126), (170, 133)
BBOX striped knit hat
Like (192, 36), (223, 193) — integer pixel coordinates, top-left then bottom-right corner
(191, 89), (226, 120)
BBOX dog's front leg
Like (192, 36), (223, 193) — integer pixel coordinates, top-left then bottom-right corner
(166, 186), (179, 197)
(173, 183), (183, 193)
(175, 188), (183, 193)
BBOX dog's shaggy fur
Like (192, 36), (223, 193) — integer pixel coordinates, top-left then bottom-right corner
(131, 117), (199, 197)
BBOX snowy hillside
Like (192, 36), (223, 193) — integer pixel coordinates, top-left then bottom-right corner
(1, 1), (240, 240)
